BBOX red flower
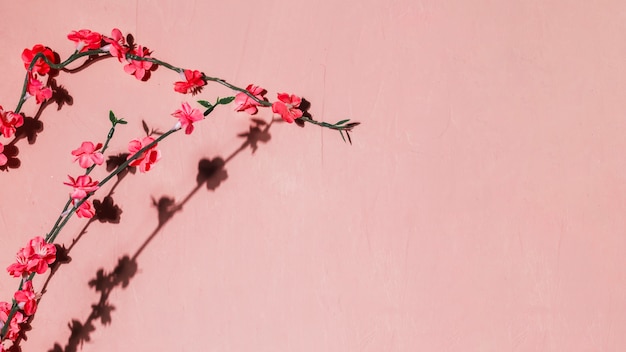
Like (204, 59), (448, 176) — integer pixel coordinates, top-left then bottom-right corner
(271, 93), (303, 123)
(102, 28), (128, 62)
(64, 175), (99, 200)
(174, 69), (206, 95)
(127, 136), (161, 173)
(234, 84), (266, 115)
(67, 29), (102, 52)
(0, 143), (7, 166)
(14, 280), (38, 316)
(6, 248), (28, 277)
(26, 73), (52, 104)
(6, 236), (57, 277)
(71, 141), (104, 169)
(0, 106), (24, 138)
(124, 45), (153, 80)
(21, 44), (56, 75)
(0, 302), (25, 341)
(73, 199), (95, 219)
(172, 102), (203, 135)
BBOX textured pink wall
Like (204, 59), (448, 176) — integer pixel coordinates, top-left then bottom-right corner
(1, 0), (626, 351)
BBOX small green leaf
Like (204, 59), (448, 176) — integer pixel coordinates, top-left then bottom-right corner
(197, 100), (213, 108)
(339, 130), (346, 143)
(334, 119), (350, 126)
(109, 111), (116, 124)
(117, 119), (128, 125)
(218, 96), (235, 105)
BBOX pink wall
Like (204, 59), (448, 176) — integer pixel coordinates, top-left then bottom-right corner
(1, 0), (626, 350)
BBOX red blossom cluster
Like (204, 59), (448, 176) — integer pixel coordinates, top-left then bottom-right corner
(233, 84), (304, 123)
(1, 237), (55, 343)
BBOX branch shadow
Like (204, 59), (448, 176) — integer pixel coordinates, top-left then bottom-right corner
(39, 118), (272, 352)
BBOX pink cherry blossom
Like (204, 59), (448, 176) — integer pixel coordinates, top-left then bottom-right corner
(14, 280), (37, 316)
(124, 45), (153, 80)
(67, 29), (102, 52)
(73, 199), (95, 219)
(234, 84), (266, 115)
(0, 302), (25, 341)
(172, 102), (203, 135)
(174, 69), (206, 95)
(64, 175), (99, 200)
(21, 44), (56, 75)
(26, 72), (53, 104)
(102, 28), (128, 62)
(127, 136), (161, 173)
(71, 141), (104, 169)
(0, 106), (24, 138)
(271, 93), (303, 123)
(6, 248), (28, 277)
(0, 143), (7, 167)
(6, 236), (57, 277)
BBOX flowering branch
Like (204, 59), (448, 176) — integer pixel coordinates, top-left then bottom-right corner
(0, 27), (358, 350)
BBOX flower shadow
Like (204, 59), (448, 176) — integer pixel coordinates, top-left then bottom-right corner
(41, 118), (272, 352)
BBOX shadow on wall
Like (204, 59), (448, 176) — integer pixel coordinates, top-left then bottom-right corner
(4, 117), (273, 352)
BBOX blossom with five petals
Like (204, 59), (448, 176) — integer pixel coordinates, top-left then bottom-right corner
(124, 46), (153, 80)
(127, 136), (161, 173)
(174, 69), (206, 95)
(0, 143), (8, 166)
(71, 141), (104, 168)
(26, 73), (53, 104)
(102, 28), (128, 62)
(67, 29), (102, 52)
(172, 102), (203, 135)
(64, 175), (99, 200)
(234, 84), (266, 115)
(14, 280), (38, 316)
(21, 44), (56, 75)
(271, 93), (303, 123)
(0, 106), (24, 138)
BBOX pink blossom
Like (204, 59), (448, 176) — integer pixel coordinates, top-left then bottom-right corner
(14, 280), (37, 316)
(234, 84), (266, 115)
(172, 102), (203, 135)
(123, 45), (153, 80)
(0, 106), (24, 138)
(6, 236), (57, 277)
(174, 69), (206, 95)
(26, 72), (53, 104)
(71, 141), (104, 168)
(102, 28), (128, 62)
(0, 302), (25, 341)
(127, 136), (161, 173)
(21, 44), (56, 75)
(271, 93), (303, 123)
(0, 143), (7, 167)
(67, 29), (102, 52)
(6, 248), (29, 277)
(64, 175), (99, 200)
(73, 199), (95, 219)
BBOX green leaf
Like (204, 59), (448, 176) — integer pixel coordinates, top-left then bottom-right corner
(109, 111), (116, 124)
(217, 96), (235, 105)
(334, 119), (350, 126)
(117, 119), (128, 125)
(339, 130), (346, 143)
(197, 100), (213, 108)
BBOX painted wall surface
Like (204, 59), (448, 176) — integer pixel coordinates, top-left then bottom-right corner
(1, 0), (626, 351)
